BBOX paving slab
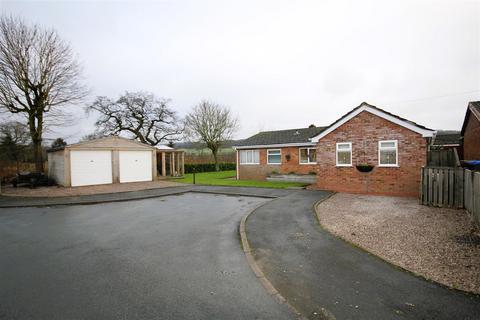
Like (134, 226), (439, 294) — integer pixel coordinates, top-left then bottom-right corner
(246, 191), (480, 319)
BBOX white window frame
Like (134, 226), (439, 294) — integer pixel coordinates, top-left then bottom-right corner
(299, 147), (317, 164)
(336, 142), (352, 167)
(239, 150), (260, 165)
(378, 140), (398, 167)
(267, 149), (282, 165)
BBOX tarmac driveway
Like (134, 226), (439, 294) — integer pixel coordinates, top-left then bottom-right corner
(0, 192), (296, 320)
(246, 191), (480, 319)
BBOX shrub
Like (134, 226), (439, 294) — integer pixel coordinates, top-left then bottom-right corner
(184, 162), (236, 173)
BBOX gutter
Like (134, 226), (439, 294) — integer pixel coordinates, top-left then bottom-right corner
(233, 142), (316, 150)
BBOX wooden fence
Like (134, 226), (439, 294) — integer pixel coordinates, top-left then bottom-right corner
(420, 167), (480, 225)
(464, 169), (480, 225)
(0, 162), (48, 180)
(427, 149), (458, 167)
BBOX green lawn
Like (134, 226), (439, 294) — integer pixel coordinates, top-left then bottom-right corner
(171, 170), (307, 189)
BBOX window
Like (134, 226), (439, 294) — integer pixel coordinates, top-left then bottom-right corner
(299, 148), (317, 164)
(267, 149), (281, 164)
(239, 150), (259, 165)
(336, 142), (352, 166)
(378, 140), (398, 166)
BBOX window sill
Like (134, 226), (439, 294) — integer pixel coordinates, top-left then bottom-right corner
(378, 165), (399, 168)
(240, 163), (260, 165)
(336, 165), (353, 167)
(299, 162), (317, 165)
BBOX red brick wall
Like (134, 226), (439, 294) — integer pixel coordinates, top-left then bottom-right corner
(238, 146), (317, 180)
(315, 111), (428, 197)
(463, 114), (480, 160)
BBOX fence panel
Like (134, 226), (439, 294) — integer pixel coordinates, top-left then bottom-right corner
(421, 166), (479, 226)
(420, 167), (464, 208)
(473, 172), (480, 225)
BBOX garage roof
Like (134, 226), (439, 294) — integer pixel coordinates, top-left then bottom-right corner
(48, 136), (156, 152)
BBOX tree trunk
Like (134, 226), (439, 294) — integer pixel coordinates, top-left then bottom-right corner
(28, 109), (44, 173)
(212, 149), (219, 172)
(32, 138), (44, 173)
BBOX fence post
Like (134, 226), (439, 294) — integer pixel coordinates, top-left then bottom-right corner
(422, 167), (428, 205)
(455, 167), (464, 208)
(448, 169), (454, 207)
(438, 169), (443, 207)
(473, 172), (480, 226)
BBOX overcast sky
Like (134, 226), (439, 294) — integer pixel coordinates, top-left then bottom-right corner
(1, 0), (479, 143)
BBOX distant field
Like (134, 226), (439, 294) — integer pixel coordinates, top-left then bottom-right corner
(182, 147), (236, 164)
(180, 147), (235, 155)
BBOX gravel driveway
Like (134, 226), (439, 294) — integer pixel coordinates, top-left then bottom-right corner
(316, 193), (480, 294)
(0, 193), (296, 320)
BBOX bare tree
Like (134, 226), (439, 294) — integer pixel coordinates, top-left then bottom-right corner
(184, 100), (238, 171)
(50, 137), (67, 149)
(87, 91), (183, 146)
(80, 132), (104, 142)
(0, 121), (30, 173)
(0, 16), (87, 172)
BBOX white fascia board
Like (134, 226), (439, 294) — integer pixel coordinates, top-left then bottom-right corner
(233, 142), (316, 150)
(311, 106), (436, 142)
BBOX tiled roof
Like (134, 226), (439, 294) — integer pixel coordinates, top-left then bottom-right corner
(235, 126), (327, 147)
(469, 101), (480, 120)
(461, 101), (480, 135)
(432, 130), (461, 146)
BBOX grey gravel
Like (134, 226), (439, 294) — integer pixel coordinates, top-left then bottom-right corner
(316, 193), (480, 294)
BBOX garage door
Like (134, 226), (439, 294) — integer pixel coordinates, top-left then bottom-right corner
(70, 150), (113, 187)
(119, 151), (152, 183)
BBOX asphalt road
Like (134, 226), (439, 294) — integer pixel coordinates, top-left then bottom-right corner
(247, 191), (480, 320)
(0, 192), (296, 320)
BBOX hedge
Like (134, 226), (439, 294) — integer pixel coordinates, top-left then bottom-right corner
(184, 162), (236, 173)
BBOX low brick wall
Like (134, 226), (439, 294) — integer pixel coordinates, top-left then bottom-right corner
(267, 174), (316, 184)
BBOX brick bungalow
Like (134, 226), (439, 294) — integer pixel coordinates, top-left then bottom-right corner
(233, 126), (326, 180)
(311, 102), (435, 196)
(461, 101), (480, 160)
(235, 102), (436, 197)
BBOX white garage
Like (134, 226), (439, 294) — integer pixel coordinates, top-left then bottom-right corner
(71, 150), (113, 187)
(119, 151), (152, 183)
(47, 136), (157, 187)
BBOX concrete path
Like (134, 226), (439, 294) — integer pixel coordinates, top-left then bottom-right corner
(246, 191), (480, 319)
(0, 192), (297, 320)
(0, 184), (291, 207)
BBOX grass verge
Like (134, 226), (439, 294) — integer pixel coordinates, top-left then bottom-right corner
(171, 170), (307, 189)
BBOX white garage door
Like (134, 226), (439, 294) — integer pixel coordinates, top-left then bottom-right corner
(70, 150), (113, 187)
(119, 151), (152, 183)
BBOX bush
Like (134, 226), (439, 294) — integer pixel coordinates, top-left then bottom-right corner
(184, 162), (236, 173)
